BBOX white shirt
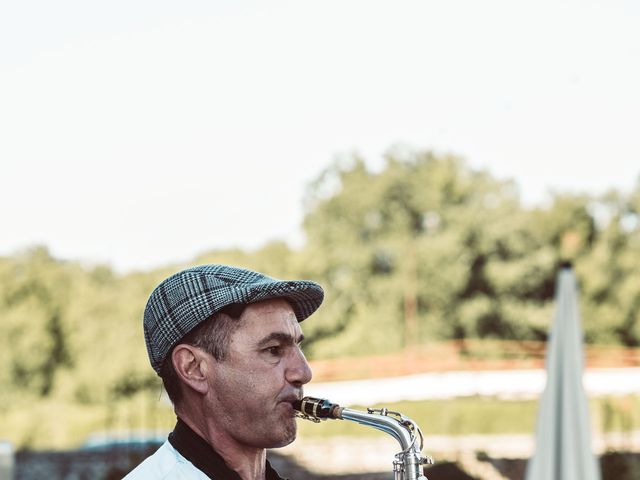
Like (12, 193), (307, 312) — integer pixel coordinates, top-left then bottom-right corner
(123, 441), (211, 479)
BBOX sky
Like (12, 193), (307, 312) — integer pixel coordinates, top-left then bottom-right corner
(1, 0), (639, 273)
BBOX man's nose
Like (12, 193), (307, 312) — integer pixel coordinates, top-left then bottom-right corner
(287, 348), (313, 386)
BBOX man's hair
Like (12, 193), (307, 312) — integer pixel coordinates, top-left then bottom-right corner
(160, 303), (246, 405)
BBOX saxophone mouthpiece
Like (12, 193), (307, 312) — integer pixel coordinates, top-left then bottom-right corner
(293, 396), (341, 420)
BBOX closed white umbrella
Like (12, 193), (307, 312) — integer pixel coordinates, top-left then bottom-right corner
(525, 264), (601, 480)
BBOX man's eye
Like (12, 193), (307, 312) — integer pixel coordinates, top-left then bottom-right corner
(266, 346), (283, 356)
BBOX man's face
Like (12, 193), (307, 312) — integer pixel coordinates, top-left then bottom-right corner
(205, 298), (313, 449)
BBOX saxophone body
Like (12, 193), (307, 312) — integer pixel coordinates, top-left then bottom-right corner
(293, 397), (432, 480)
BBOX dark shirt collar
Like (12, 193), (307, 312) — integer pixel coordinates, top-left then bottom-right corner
(168, 417), (286, 480)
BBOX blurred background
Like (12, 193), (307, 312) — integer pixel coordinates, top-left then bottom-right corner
(1, 1), (639, 479)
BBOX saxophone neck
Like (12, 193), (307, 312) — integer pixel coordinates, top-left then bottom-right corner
(293, 396), (433, 480)
(338, 407), (417, 452)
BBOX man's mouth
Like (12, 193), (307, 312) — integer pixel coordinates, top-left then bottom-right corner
(279, 395), (302, 414)
(280, 392), (302, 403)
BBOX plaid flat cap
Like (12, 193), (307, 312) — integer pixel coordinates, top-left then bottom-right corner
(143, 264), (324, 373)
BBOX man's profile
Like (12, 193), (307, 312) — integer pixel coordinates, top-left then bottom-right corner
(124, 264), (324, 480)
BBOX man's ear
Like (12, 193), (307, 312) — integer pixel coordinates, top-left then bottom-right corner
(171, 344), (210, 395)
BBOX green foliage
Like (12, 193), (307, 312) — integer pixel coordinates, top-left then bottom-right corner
(301, 149), (640, 350)
(1, 146), (639, 448)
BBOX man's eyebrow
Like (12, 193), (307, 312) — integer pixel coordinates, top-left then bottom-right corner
(257, 332), (305, 347)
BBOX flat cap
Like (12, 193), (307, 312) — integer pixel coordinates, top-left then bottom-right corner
(143, 264), (324, 373)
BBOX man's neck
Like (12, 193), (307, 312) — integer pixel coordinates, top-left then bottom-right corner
(178, 410), (267, 480)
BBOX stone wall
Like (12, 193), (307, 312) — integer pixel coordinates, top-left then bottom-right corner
(12, 443), (474, 480)
(15, 444), (160, 480)
(11, 445), (640, 480)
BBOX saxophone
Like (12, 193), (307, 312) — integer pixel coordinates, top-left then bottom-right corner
(293, 396), (432, 480)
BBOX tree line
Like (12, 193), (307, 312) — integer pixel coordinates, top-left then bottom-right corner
(1, 147), (639, 447)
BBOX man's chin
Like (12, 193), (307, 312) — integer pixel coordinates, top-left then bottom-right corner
(269, 422), (297, 448)
(274, 434), (296, 448)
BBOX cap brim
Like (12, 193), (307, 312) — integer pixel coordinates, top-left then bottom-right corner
(239, 279), (324, 322)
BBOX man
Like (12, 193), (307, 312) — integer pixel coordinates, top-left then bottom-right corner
(124, 264), (324, 480)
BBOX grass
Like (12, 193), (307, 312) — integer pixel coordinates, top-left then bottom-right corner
(297, 397), (539, 438)
(297, 396), (640, 439)
(2, 394), (638, 450)
(0, 395), (640, 449)
(0, 394), (176, 450)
